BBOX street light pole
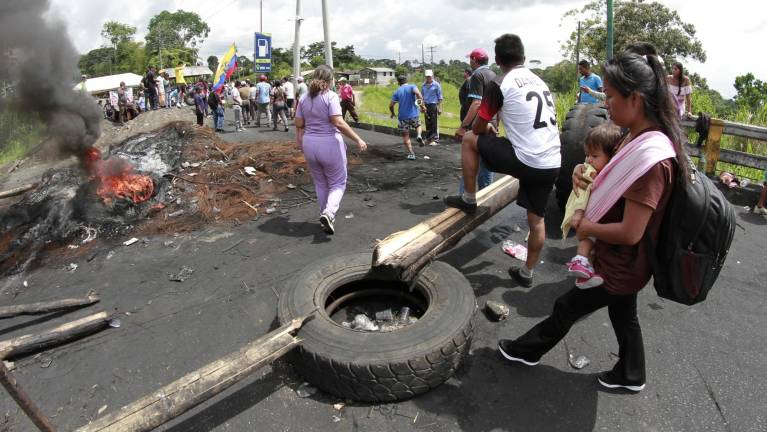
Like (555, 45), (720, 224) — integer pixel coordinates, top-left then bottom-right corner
(260, 0), (263, 33)
(321, 0), (333, 69)
(293, 0), (302, 83)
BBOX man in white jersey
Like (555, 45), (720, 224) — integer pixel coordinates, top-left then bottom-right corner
(444, 33), (560, 287)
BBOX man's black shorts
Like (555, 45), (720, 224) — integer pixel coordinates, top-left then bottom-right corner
(477, 135), (559, 217)
(286, 99), (295, 109)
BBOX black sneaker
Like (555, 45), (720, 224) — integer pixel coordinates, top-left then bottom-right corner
(319, 214), (335, 235)
(508, 266), (533, 288)
(498, 340), (539, 366)
(416, 136), (425, 146)
(443, 195), (477, 214)
(597, 370), (645, 392)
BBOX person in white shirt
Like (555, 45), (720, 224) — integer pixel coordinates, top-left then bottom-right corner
(283, 76), (296, 118)
(444, 33), (561, 287)
(296, 76), (308, 101)
(232, 81), (244, 132)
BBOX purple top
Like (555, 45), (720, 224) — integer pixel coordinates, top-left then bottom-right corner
(296, 90), (343, 137)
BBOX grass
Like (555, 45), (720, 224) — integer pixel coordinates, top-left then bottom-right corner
(0, 110), (42, 166)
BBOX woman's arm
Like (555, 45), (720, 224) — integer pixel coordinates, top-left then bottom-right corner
(330, 115), (367, 151)
(576, 199), (654, 245)
(295, 116), (305, 149)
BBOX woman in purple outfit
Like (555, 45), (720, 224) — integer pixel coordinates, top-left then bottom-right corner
(295, 65), (367, 234)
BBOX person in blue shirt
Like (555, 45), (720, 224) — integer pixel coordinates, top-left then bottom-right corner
(577, 60), (603, 105)
(421, 70), (444, 145)
(254, 75), (273, 128)
(389, 75), (426, 160)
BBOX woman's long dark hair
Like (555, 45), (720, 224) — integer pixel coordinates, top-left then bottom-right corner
(309, 64), (333, 98)
(603, 53), (688, 180)
(673, 62), (684, 95)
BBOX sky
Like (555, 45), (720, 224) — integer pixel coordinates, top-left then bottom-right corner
(48, 0), (767, 99)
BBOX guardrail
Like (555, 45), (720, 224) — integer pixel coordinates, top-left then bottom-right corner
(680, 117), (767, 175)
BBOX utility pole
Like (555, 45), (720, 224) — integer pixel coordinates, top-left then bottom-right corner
(606, 0), (614, 60)
(421, 44), (425, 69)
(293, 0), (302, 83)
(321, 0), (333, 69)
(427, 46), (437, 66)
(260, 0), (263, 33)
(575, 21), (581, 86)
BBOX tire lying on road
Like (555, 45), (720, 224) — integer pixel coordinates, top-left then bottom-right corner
(277, 252), (476, 402)
(555, 104), (609, 211)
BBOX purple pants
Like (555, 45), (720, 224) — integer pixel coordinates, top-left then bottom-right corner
(302, 133), (347, 219)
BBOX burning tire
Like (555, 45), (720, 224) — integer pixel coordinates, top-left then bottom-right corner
(277, 252), (476, 402)
(555, 104), (609, 211)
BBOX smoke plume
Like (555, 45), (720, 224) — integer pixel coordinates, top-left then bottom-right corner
(0, 0), (102, 158)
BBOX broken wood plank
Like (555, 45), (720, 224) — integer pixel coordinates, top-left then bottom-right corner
(0, 183), (38, 200)
(75, 315), (311, 432)
(0, 295), (100, 319)
(0, 362), (56, 432)
(0, 312), (110, 360)
(372, 175), (520, 281)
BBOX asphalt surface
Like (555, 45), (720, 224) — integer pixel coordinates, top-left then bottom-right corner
(1, 112), (766, 432)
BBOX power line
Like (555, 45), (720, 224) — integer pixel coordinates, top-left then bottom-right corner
(427, 46), (437, 66)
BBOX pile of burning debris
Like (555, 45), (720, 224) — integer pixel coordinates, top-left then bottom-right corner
(0, 122), (310, 275)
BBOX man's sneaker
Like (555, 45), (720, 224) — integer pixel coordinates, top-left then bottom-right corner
(508, 266), (533, 288)
(753, 206), (767, 216)
(443, 195), (477, 214)
(567, 259), (595, 279)
(429, 141), (439, 146)
(498, 340), (539, 366)
(406, 153), (416, 160)
(597, 370), (645, 392)
(416, 136), (425, 146)
(575, 274), (604, 289)
(319, 214), (335, 235)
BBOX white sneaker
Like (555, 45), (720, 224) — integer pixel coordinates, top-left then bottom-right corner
(753, 206), (767, 216)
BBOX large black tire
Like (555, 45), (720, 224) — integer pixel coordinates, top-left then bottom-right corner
(277, 252), (476, 402)
(556, 104), (609, 211)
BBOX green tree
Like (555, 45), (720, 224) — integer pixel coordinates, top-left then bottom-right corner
(237, 55), (253, 75)
(101, 21), (136, 48)
(733, 73), (767, 111)
(562, 0), (706, 66)
(533, 60), (577, 94)
(145, 10), (210, 68)
(302, 41), (363, 67)
(207, 55), (219, 73)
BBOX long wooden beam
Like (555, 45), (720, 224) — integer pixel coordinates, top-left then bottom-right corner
(372, 175), (520, 281)
(0, 312), (111, 360)
(0, 295), (100, 319)
(0, 183), (38, 200)
(75, 315), (310, 432)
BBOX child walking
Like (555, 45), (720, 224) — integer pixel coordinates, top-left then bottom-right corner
(561, 123), (623, 288)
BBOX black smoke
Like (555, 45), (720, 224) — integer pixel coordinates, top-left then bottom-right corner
(0, 0), (101, 158)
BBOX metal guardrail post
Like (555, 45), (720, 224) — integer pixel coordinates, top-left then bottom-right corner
(705, 118), (725, 175)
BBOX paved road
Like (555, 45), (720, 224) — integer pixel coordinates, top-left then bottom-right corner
(1, 119), (765, 432)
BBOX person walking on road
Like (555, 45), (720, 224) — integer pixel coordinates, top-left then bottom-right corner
(208, 89), (224, 132)
(338, 77), (360, 124)
(421, 70), (443, 145)
(232, 81), (244, 132)
(577, 60), (604, 105)
(272, 81), (290, 132)
(455, 48), (496, 193)
(389, 75), (426, 160)
(499, 48), (686, 394)
(193, 85), (206, 126)
(444, 34), (560, 287)
(296, 76), (308, 101)
(255, 75), (272, 128)
(295, 65), (367, 235)
(283, 76), (296, 119)
(174, 62), (187, 107)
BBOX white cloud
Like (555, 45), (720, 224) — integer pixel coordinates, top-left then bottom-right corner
(47, 0), (767, 99)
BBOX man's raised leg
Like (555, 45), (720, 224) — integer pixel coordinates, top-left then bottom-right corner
(444, 131), (481, 213)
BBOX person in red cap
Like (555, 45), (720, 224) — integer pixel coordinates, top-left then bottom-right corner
(456, 47), (495, 194)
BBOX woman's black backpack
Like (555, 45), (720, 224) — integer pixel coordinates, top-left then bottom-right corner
(646, 158), (736, 305)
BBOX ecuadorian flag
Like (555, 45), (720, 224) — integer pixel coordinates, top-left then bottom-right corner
(212, 43), (237, 93)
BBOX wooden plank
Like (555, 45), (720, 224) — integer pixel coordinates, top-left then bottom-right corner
(75, 316), (309, 432)
(705, 119), (725, 175)
(686, 144), (767, 171)
(0, 183), (38, 200)
(681, 116), (767, 142)
(0, 362), (56, 431)
(372, 175), (520, 281)
(0, 312), (110, 360)
(0, 295), (100, 319)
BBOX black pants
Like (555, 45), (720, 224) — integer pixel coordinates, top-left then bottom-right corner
(510, 286), (646, 384)
(196, 111), (204, 126)
(341, 99), (359, 122)
(424, 103), (439, 141)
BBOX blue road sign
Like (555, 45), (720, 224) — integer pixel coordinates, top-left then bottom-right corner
(254, 33), (272, 73)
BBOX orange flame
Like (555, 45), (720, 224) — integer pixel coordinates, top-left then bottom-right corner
(83, 148), (154, 205)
